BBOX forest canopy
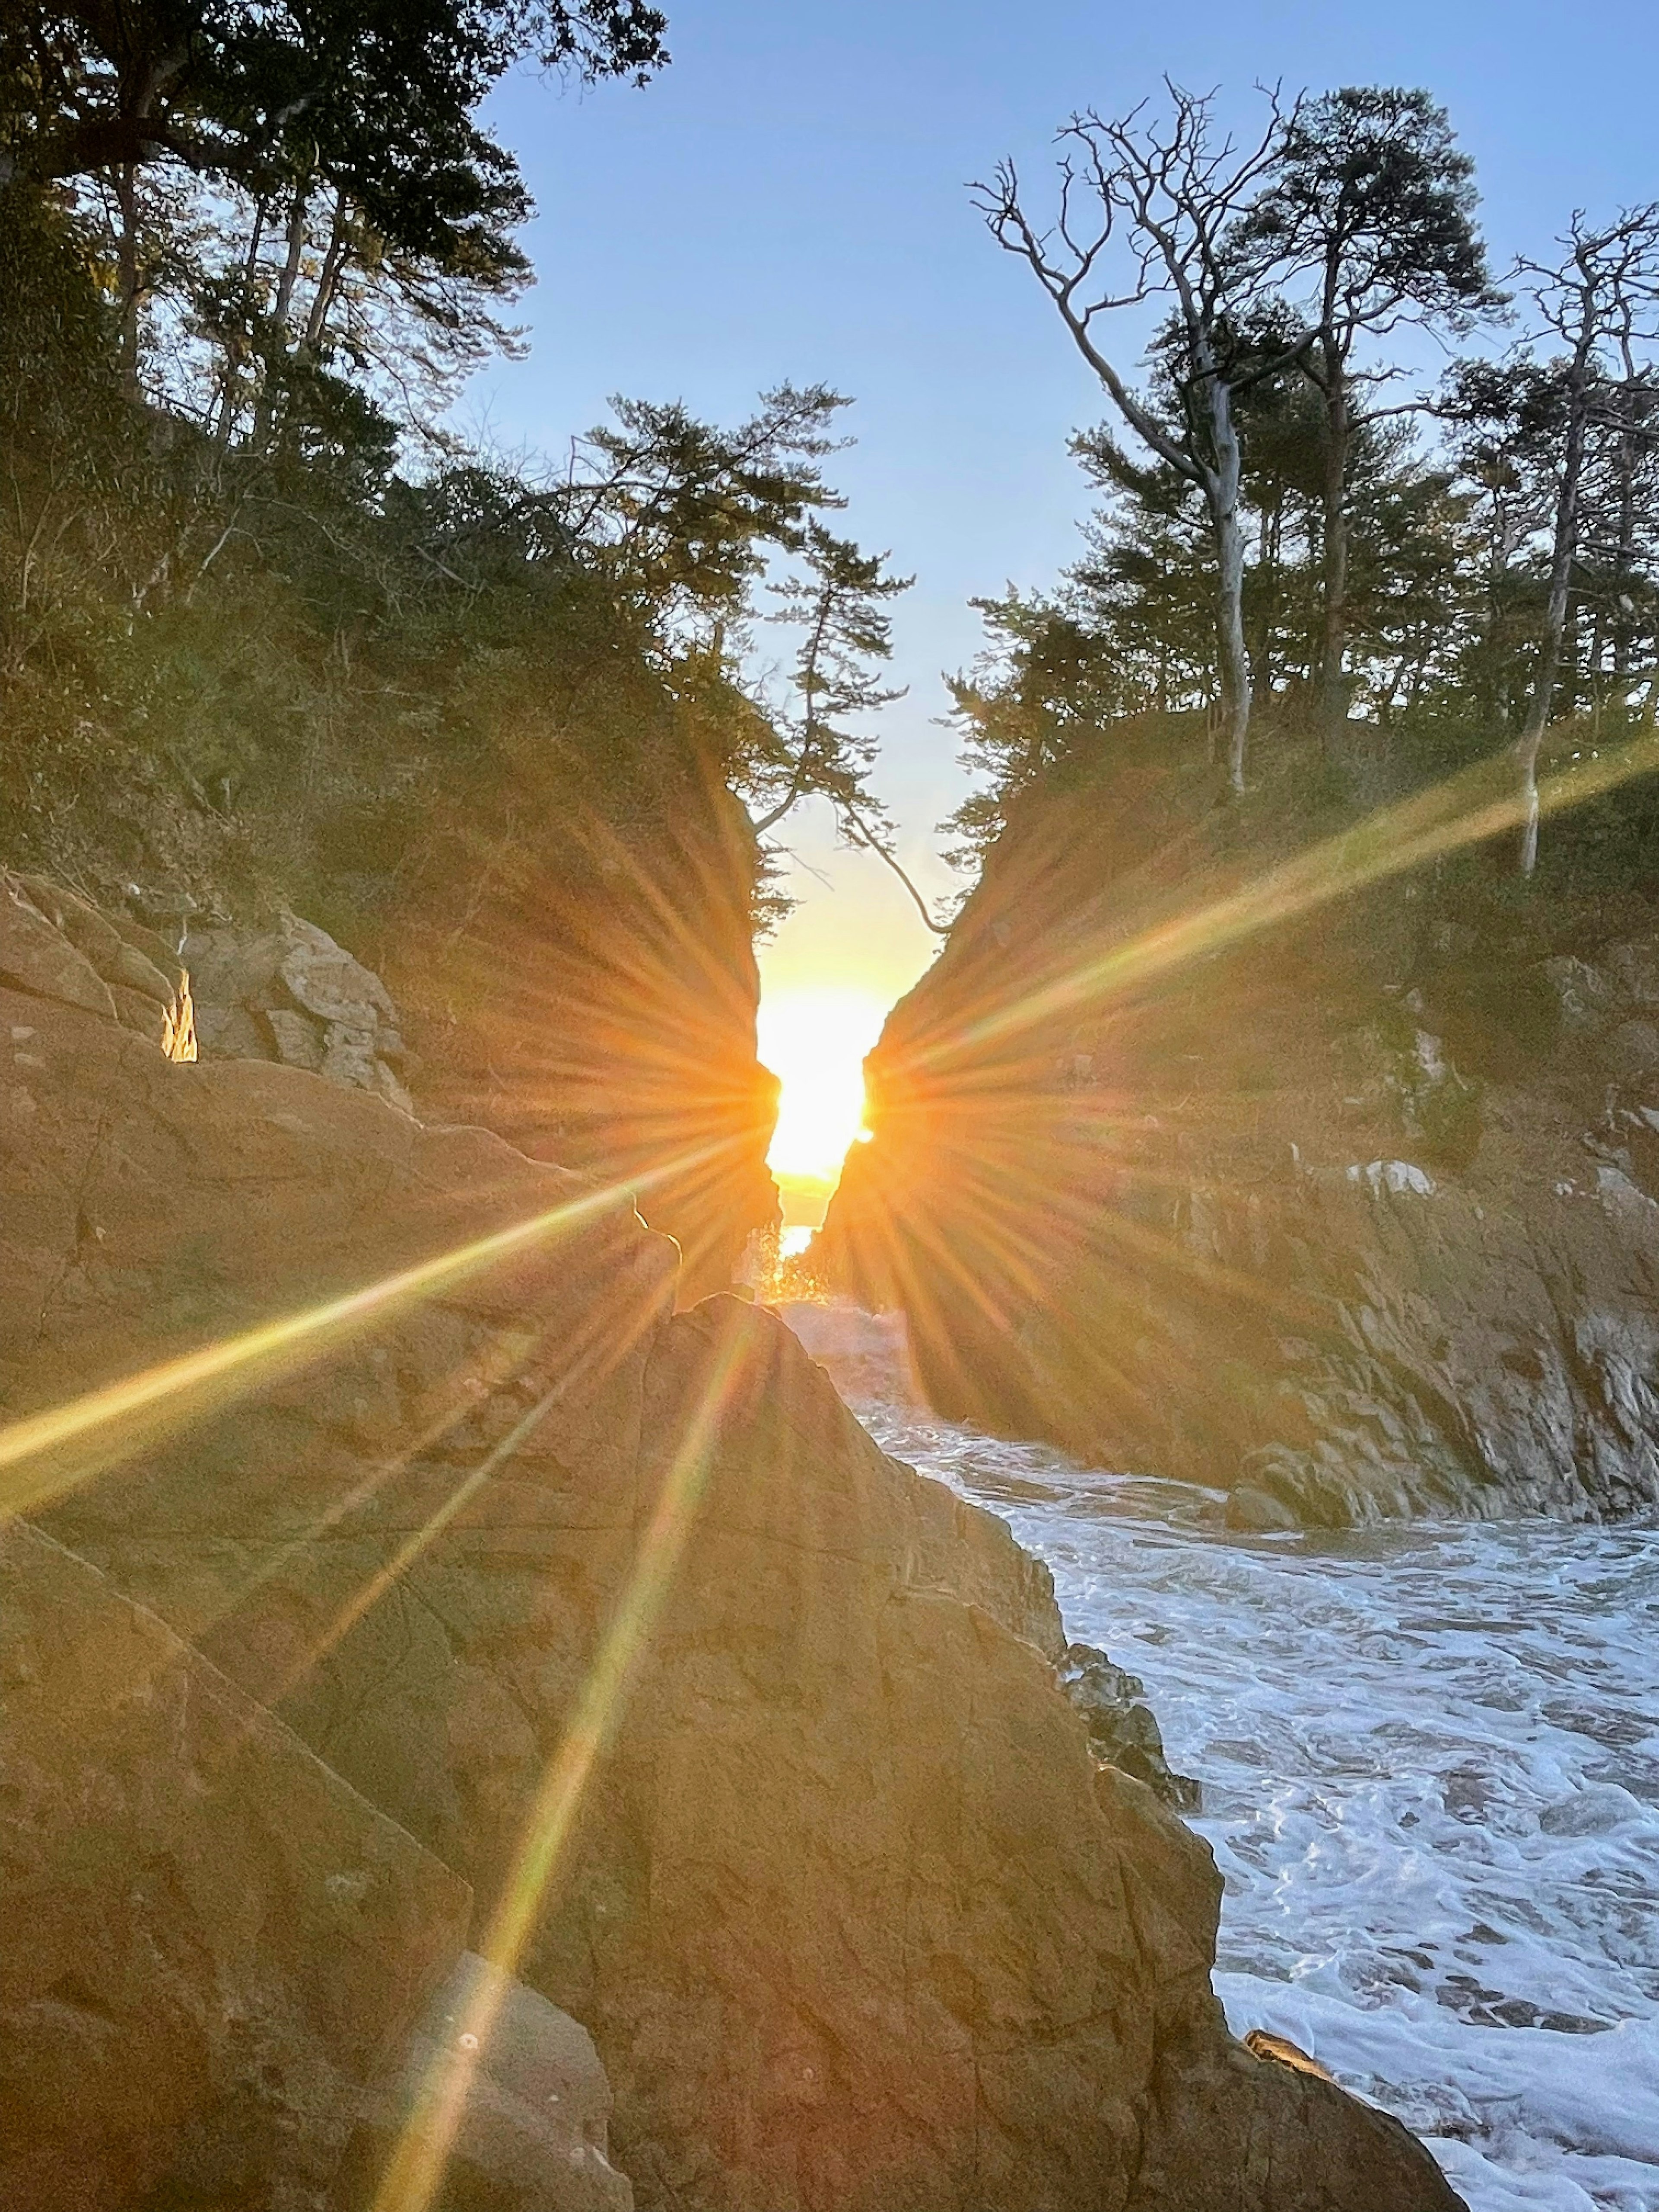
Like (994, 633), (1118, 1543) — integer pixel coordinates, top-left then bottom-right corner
(961, 82), (1659, 886)
(0, 0), (914, 938)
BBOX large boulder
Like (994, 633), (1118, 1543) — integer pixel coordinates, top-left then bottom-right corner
(819, 774), (1659, 1526)
(3, 983), (1460, 2212)
(0, 1521), (472, 2212)
(186, 911), (413, 1113)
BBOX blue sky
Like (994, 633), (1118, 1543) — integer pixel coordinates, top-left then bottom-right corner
(471, 0), (1659, 1013)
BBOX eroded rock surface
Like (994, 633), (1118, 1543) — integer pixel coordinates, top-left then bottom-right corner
(0, 1522), (470, 2212)
(334, 1952), (633, 2212)
(3, 973), (1460, 2210)
(186, 910), (414, 1113)
(820, 775), (1659, 1526)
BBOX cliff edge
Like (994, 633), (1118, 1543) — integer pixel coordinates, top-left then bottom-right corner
(2, 877), (1459, 2209)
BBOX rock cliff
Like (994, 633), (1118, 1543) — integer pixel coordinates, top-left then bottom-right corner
(819, 764), (1659, 1526)
(1, 881), (1459, 2210)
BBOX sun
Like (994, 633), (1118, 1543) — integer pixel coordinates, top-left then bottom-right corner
(757, 988), (891, 1186)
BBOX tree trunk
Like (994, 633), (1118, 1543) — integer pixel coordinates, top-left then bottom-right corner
(1317, 341), (1350, 751)
(115, 164), (141, 398)
(1215, 501), (1252, 793)
(1202, 371), (1252, 793)
(1517, 350), (1592, 877)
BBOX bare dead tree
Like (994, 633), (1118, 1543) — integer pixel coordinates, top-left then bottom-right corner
(975, 83), (1303, 793)
(1514, 207), (1659, 874)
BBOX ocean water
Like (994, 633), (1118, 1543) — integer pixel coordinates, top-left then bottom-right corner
(780, 1304), (1659, 2212)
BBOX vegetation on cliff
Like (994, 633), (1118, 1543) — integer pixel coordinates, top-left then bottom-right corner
(955, 82), (1659, 887)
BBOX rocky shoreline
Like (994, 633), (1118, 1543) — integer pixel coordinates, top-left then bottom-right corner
(1, 871), (1461, 2207)
(819, 775), (1659, 1529)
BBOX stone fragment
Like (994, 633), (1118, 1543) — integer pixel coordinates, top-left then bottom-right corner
(1243, 2029), (1337, 2081)
(264, 1005), (326, 1070)
(333, 1953), (632, 2212)
(323, 1019), (381, 1089)
(0, 880), (117, 1020)
(105, 938), (177, 1004)
(183, 925), (289, 1008)
(1060, 1640), (1201, 1809)
(110, 982), (168, 1042)
(281, 928), (394, 1026)
(194, 1001), (274, 1058)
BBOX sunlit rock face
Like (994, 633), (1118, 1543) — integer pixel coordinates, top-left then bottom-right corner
(0, 1521), (472, 2212)
(819, 751), (1659, 1526)
(0, 956), (1460, 2209)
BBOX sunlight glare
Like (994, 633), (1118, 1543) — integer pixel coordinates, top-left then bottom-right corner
(757, 987), (890, 1182)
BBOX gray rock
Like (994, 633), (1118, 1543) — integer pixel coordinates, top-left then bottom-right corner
(1227, 1484), (1303, 1534)
(264, 1006), (326, 1071)
(195, 1003), (273, 1059)
(322, 1019), (381, 1090)
(1060, 1641), (1200, 1811)
(333, 1954), (632, 2212)
(280, 925), (394, 1027)
(182, 926), (288, 1008)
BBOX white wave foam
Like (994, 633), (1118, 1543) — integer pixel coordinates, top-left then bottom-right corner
(798, 1313), (1659, 2212)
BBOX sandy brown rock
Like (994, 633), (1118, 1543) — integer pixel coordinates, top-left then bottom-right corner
(0, 1521), (472, 2212)
(333, 1953), (632, 2212)
(4, 984), (1459, 2212)
(0, 874), (118, 1019)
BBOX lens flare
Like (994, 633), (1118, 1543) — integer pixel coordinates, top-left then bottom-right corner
(0, 1143), (718, 1528)
(367, 1318), (752, 2212)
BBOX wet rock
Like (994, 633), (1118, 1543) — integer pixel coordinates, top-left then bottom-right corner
(1226, 1484), (1302, 1534)
(1061, 1641), (1201, 1810)
(1243, 2029), (1336, 2082)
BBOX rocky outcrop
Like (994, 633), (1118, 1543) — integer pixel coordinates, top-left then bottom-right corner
(334, 1953), (633, 2212)
(186, 910), (415, 1115)
(0, 1520), (470, 2212)
(3, 868), (194, 1057)
(820, 771), (1659, 1526)
(372, 771), (782, 1297)
(5, 855), (775, 1295)
(1, 957), (1459, 2208)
